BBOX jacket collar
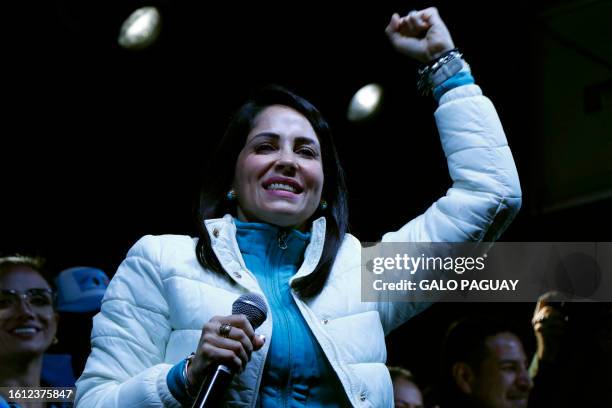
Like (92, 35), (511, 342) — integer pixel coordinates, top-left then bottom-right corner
(204, 215), (327, 289)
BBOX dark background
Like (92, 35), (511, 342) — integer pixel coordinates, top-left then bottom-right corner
(2, 0), (611, 386)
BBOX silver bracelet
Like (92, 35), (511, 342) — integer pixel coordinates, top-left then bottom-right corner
(183, 353), (197, 399)
(417, 49), (466, 95)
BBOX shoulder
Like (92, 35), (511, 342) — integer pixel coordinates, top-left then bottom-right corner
(113, 234), (201, 286)
(127, 234), (198, 263)
(332, 233), (362, 272)
(339, 232), (361, 252)
(102, 235), (201, 315)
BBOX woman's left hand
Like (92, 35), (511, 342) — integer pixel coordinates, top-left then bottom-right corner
(385, 7), (455, 63)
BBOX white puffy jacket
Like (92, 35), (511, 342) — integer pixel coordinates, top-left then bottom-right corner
(75, 85), (521, 407)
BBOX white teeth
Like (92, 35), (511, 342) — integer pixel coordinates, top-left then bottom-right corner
(266, 183), (297, 193)
(13, 328), (37, 334)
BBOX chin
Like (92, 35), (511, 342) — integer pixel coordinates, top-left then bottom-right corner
(260, 207), (314, 227)
(259, 212), (308, 228)
(5, 345), (47, 360)
(15, 337), (52, 354)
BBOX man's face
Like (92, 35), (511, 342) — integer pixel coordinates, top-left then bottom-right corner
(471, 332), (533, 408)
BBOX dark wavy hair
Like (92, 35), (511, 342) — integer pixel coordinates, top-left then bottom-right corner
(195, 85), (348, 299)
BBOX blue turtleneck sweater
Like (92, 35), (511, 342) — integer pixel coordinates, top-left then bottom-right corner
(167, 219), (349, 407)
(234, 219), (348, 407)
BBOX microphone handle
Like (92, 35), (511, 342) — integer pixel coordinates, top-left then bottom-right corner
(192, 365), (233, 408)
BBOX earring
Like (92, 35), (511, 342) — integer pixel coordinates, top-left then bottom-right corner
(52, 336), (59, 345)
(319, 200), (328, 211)
(226, 190), (237, 201)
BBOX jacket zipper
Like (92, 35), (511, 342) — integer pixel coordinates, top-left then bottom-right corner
(270, 232), (291, 406)
(277, 230), (288, 250)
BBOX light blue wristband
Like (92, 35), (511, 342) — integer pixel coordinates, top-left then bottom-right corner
(167, 358), (194, 405)
(433, 71), (475, 102)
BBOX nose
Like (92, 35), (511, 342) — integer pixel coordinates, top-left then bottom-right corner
(14, 296), (36, 318)
(275, 149), (297, 175)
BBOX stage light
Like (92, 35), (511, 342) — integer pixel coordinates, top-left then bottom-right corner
(118, 7), (161, 50)
(347, 83), (383, 122)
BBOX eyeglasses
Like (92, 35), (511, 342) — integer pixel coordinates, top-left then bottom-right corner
(0, 288), (56, 311)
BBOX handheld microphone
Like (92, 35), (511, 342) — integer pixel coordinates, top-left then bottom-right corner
(192, 293), (268, 408)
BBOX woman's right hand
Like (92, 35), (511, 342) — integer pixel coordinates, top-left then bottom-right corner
(385, 8), (455, 64)
(186, 314), (266, 391)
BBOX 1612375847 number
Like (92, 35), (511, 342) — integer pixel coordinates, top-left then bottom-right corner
(1, 387), (75, 402)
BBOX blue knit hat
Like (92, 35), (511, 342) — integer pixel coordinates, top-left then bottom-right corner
(55, 267), (109, 312)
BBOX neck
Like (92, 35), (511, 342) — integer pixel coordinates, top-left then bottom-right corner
(0, 354), (43, 388)
(235, 209), (310, 232)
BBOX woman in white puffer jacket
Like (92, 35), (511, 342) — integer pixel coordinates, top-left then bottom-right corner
(76, 8), (521, 408)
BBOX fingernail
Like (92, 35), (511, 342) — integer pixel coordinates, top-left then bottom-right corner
(259, 334), (266, 343)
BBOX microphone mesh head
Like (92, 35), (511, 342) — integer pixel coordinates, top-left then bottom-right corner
(232, 293), (268, 329)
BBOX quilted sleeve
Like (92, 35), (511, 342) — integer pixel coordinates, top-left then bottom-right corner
(382, 84), (521, 243)
(75, 235), (181, 408)
(378, 84), (522, 333)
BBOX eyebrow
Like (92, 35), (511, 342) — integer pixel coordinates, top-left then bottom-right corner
(250, 132), (320, 147)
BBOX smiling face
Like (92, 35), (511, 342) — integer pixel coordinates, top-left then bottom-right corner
(233, 105), (324, 230)
(470, 332), (533, 408)
(0, 266), (58, 361)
